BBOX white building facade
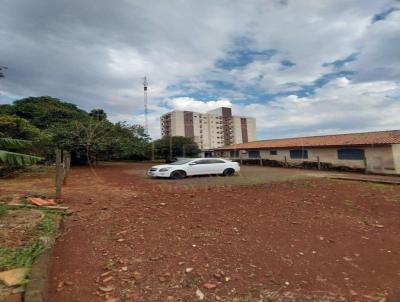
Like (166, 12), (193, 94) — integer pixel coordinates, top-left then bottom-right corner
(160, 107), (256, 150)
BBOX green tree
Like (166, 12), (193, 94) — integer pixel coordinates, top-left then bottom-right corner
(9, 96), (88, 129)
(47, 118), (150, 163)
(3, 96), (152, 163)
(0, 115), (43, 140)
(154, 136), (200, 161)
(0, 114), (50, 158)
(89, 109), (107, 121)
(46, 119), (111, 163)
(0, 104), (12, 115)
(102, 122), (150, 160)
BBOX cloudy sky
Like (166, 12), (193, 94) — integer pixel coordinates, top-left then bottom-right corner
(1, 0), (399, 139)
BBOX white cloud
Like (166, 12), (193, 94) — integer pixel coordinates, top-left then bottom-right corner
(165, 97), (232, 113)
(231, 77), (400, 138)
(1, 0), (399, 140)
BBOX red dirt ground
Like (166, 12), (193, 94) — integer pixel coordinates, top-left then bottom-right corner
(46, 163), (400, 302)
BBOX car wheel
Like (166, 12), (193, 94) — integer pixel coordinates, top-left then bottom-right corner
(170, 170), (187, 179)
(223, 168), (235, 176)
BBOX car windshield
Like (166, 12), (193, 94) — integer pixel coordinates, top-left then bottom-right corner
(169, 158), (193, 165)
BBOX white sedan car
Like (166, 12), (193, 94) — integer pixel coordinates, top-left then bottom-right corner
(147, 158), (240, 179)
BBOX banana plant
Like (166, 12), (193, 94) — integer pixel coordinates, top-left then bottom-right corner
(0, 138), (42, 166)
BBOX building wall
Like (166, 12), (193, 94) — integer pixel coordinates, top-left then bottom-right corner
(246, 118), (256, 142)
(160, 107), (256, 150)
(171, 111), (185, 136)
(232, 117), (243, 144)
(219, 144), (400, 174)
(232, 116), (256, 144)
(390, 144), (400, 174)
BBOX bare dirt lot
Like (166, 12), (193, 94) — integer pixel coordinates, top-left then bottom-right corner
(2, 163), (400, 301)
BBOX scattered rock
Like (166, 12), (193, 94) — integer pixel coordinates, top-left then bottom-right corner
(121, 266), (128, 272)
(149, 255), (163, 261)
(99, 286), (114, 292)
(196, 288), (205, 300)
(105, 298), (117, 302)
(374, 224), (385, 228)
(132, 271), (143, 281)
(116, 238), (125, 242)
(203, 282), (217, 289)
(103, 276), (113, 283)
(213, 270), (224, 279)
(185, 267), (194, 273)
(101, 271), (112, 277)
(0, 268), (29, 286)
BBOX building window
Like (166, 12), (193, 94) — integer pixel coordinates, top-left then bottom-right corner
(248, 150), (260, 158)
(230, 150), (239, 157)
(270, 150), (278, 155)
(290, 149), (308, 159)
(337, 148), (365, 160)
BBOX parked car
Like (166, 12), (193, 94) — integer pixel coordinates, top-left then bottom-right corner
(147, 158), (240, 179)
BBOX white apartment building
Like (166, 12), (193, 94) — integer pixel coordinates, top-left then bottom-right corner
(160, 107), (256, 150)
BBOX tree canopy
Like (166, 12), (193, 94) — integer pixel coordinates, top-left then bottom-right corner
(7, 96), (88, 129)
(1, 96), (203, 166)
(1, 96), (151, 164)
(153, 136), (200, 161)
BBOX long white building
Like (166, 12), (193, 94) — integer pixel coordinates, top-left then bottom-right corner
(160, 107), (256, 150)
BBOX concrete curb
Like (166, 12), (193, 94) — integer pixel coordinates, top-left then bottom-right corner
(24, 248), (52, 302)
(24, 216), (63, 302)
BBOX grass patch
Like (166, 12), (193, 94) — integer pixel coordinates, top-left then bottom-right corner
(38, 212), (58, 235)
(0, 210), (60, 271)
(366, 182), (395, 190)
(0, 204), (8, 217)
(0, 239), (45, 270)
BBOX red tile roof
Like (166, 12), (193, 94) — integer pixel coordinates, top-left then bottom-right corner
(219, 130), (400, 150)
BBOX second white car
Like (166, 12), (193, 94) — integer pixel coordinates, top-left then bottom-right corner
(147, 158), (240, 179)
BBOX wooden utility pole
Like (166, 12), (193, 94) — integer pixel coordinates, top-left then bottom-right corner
(55, 149), (62, 199)
(63, 150), (71, 184)
(55, 149), (71, 199)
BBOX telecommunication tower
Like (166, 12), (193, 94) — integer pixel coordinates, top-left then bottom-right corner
(143, 76), (149, 134)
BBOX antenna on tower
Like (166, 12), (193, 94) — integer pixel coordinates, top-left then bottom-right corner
(143, 76), (149, 135)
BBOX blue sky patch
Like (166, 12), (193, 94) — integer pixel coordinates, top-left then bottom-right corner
(372, 7), (399, 23)
(281, 59), (296, 67)
(215, 35), (277, 70)
(215, 48), (277, 70)
(322, 53), (358, 68)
